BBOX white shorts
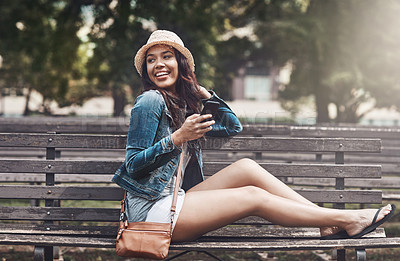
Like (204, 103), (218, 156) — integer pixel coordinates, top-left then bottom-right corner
(145, 190), (185, 231)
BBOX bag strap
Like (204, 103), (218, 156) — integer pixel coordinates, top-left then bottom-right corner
(119, 148), (185, 224)
(170, 147), (185, 222)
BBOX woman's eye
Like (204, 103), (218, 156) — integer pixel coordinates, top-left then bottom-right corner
(164, 55), (172, 59)
(147, 58), (155, 63)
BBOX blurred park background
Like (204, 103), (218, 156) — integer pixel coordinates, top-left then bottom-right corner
(1, 0), (400, 126)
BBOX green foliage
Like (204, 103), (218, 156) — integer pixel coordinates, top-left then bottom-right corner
(0, 0), (87, 114)
(262, 0), (400, 123)
(1, 0), (400, 121)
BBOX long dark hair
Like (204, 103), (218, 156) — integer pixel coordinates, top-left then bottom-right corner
(141, 46), (202, 129)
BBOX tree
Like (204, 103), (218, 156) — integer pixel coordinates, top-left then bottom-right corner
(254, 0), (400, 123)
(0, 0), (87, 115)
(87, 0), (238, 116)
(86, 0), (147, 116)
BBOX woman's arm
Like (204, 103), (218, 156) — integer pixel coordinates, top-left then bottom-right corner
(200, 89), (243, 137)
(124, 91), (181, 178)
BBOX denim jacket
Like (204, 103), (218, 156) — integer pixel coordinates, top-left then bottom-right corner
(112, 90), (242, 200)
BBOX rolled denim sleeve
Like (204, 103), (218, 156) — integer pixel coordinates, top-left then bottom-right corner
(125, 91), (181, 178)
(202, 91), (243, 137)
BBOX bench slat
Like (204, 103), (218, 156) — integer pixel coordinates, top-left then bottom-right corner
(0, 160), (121, 174)
(202, 137), (381, 152)
(0, 186), (123, 200)
(171, 238), (400, 251)
(0, 224), (384, 239)
(0, 134), (382, 152)
(0, 159), (381, 178)
(0, 134), (127, 149)
(0, 224), (117, 236)
(0, 174), (113, 183)
(0, 207), (119, 222)
(291, 177), (398, 189)
(1, 233), (398, 251)
(204, 226), (385, 239)
(0, 186), (381, 203)
(290, 126), (400, 139)
(204, 162), (381, 178)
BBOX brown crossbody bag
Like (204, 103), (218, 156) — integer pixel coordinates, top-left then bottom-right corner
(115, 149), (184, 259)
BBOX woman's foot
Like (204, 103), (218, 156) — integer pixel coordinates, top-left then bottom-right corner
(345, 204), (394, 238)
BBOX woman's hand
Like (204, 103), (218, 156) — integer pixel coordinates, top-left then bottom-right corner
(171, 114), (215, 147)
(198, 86), (212, 99)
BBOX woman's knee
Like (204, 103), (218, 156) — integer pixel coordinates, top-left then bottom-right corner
(239, 185), (270, 202)
(234, 158), (261, 173)
(233, 158), (272, 178)
(237, 185), (271, 214)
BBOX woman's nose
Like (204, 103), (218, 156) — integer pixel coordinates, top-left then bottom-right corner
(155, 59), (165, 68)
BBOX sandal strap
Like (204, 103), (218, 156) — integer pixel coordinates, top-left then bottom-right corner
(371, 207), (382, 224)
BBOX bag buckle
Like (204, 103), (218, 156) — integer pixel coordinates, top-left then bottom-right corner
(116, 228), (124, 241)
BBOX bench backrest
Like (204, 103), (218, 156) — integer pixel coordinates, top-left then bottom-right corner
(0, 133), (383, 227)
(0, 117), (396, 176)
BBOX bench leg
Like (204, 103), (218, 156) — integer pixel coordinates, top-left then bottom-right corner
(34, 246), (54, 261)
(356, 249), (366, 261)
(34, 247), (44, 261)
(336, 249), (346, 261)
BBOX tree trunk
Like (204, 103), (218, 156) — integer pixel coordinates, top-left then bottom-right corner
(112, 84), (126, 117)
(23, 87), (32, 116)
(0, 88), (3, 116)
(315, 84), (330, 123)
(310, 0), (337, 124)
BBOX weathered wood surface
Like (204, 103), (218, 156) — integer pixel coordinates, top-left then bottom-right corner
(0, 159), (381, 178)
(290, 177), (400, 189)
(0, 159), (122, 174)
(171, 238), (400, 251)
(0, 117), (130, 134)
(0, 209), (268, 225)
(1, 117), (400, 138)
(0, 133), (127, 149)
(0, 224), (384, 239)
(0, 185), (382, 204)
(0, 185), (123, 200)
(0, 207), (119, 221)
(0, 173), (114, 183)
(203, 162), (381, 178)
(0, 133), (382, 152)
(0, 224), (118, 236)
(290, 126), (400, 139)
(1, 232), (399, 251)
(203, 137), (382, 152)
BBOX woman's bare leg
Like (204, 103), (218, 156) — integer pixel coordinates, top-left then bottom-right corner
(190, 158), (315, 206)
(172, 185), (392, 242)
(189, 158), (330, 235)
(177, 158), (382, 239)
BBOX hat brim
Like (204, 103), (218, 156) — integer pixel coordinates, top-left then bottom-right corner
(134, 41), (195, 76)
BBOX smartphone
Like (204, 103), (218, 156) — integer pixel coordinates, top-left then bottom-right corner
(201, 101), (219, 121)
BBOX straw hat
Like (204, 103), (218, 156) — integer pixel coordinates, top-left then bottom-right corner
(134, 30), (195, 76)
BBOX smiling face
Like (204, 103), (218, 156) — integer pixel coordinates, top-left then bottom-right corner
(146, 45), (179, 93)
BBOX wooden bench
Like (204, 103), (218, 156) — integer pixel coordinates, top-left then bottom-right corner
(288, 126), (400, 202)
(1, 116), (400, 200)
(237, 124), (400, 202)
(1, 132), (400, 261)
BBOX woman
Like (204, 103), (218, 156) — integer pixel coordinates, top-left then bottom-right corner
(113, 30), (395, 242)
